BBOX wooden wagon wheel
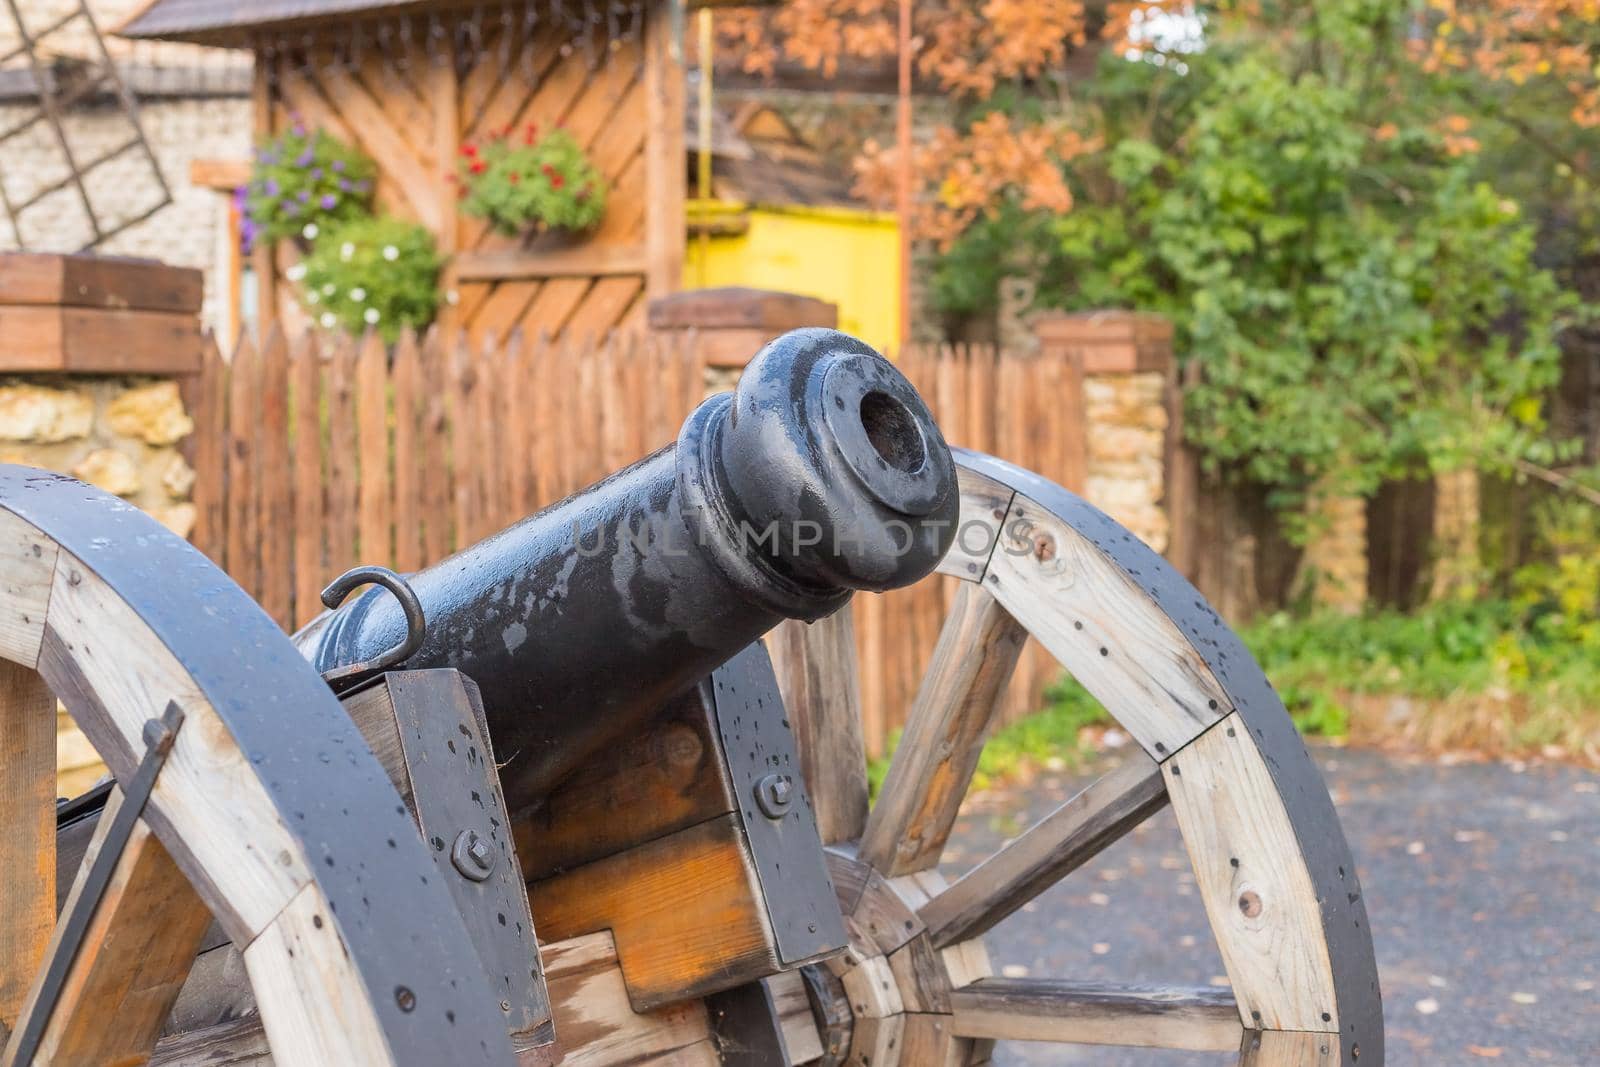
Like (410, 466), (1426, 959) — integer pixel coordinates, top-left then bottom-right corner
(0, 467), (520, 1067)
(772, 449), (1383, 1067)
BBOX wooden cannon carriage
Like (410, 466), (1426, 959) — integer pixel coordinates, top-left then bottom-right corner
(0, 326), (1381, 1066)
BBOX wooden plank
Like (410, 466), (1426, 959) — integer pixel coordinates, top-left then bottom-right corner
(325, 335), (359, 577)
(431, 52), (460, 334)
(458, 245), (650, 284)
(445, 332), (479, 550)
(311, 64), (441, 233)
(0, 305), (201, 375)
(919, 754), (1167, 948)
(949, 978), (1243, 1052)
(643, 3), (685, 298)
(0, 509), (58, 668)
(858, 583), (1028, 876)
(257, 326), (293, 627)
(242, 882), (394, 1066)
(0, 253), (201, 312)
(291, 333), (326, 627)
(531, 814), (777, 1011)
(542, 931), (715, 1067)
(184, 333), (228, 563)
(1163, 714), (1341, 1033)
(391, 330), (424, 572)
(566, 277), (645, 351)
(356, 330), (393, 565)
(468, 280), (539, 345)
(224, 333), (260, 600)
(418, 329), (452, 561)
(5, 790), (210, 1066)
(0, 662), (53, 1032)
(523, 277), (597, 344)
(768, 970), (825, 1064)
(765, 605), (869, 846)
(982, 490), (1230, 759)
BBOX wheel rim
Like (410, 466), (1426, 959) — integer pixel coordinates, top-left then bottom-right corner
(0, 467), (517, 1067)
(774, 449), (1383, 1066)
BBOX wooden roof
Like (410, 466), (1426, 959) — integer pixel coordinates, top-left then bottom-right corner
(120, 0), (771, 46)
(710, 102), (863, 209)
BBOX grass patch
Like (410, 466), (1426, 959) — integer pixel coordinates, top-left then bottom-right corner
(867, 598), (1600, 793)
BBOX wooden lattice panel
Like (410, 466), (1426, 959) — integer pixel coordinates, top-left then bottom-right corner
(253, 5), (682, 344)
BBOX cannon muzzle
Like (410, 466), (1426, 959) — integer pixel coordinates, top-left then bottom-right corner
(295, 329), (957, 815)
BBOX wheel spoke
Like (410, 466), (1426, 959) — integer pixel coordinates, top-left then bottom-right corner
(767, 603), (870, 845)
(0, 661), (53, 1037)
(920, 754), (1167, 949)
(948, 977), (1242, 1052)
(1239, 1029), (1340, 1065)
(858, 583), (1027, 876)
(2, 789), (210, 1067)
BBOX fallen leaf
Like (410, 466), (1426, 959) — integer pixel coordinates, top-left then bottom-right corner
(1467, 1046), (1503, 1057)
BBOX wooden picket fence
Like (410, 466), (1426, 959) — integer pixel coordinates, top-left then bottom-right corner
(183, 327), (1087, 757)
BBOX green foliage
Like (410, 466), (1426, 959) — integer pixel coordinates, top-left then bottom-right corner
(1511, 467), (1600, 650)
(244, 126), (375, 249)
(296, 216), (443, 343)
(459, 128), (606, 237)
(971, 678), (1109, 789)
(1040, 4), (1577, 508)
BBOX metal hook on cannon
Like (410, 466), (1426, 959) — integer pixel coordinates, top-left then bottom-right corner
(317, 565), (427, 691)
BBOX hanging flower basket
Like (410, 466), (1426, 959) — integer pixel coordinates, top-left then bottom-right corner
(291, 216), (443, 343)
(241, 124), (375, 252)
(456, 125), (607, 237)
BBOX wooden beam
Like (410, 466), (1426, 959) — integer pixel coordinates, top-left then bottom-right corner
(643, 3), (686, 298)
(765, 606), (869, 846)
(858, 583), (1027, 876)
(3, 790), (210, 1067)
(188, 158), (250, 190)
(0, 662), (53, 1033)
(920, 754), (1167, 948)
(1239, 1029), (1342, 1066)
(949, 978), (1243, 1051)
(455, 245), (649, 282)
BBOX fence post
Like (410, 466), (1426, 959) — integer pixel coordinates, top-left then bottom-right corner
(1032, 310), (1189, 568)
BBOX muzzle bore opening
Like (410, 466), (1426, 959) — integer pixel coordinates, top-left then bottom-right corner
(859, 389), (926, 475)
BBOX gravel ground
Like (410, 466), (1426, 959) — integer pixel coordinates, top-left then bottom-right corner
(939, 744), (1600, 1066)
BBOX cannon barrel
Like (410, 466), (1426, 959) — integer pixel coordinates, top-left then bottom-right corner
(294, 329), (958, 815)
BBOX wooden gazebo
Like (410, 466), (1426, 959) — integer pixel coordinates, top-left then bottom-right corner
(121, 0), (687, 342)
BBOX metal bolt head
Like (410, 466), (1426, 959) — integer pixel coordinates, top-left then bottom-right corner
(754, 773), (793, 819)
(451, 829), (496, 881)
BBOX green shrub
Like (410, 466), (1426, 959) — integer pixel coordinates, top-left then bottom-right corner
(244, 126), (375, 249)
(459, 127), (606, 237)
(294, 216), (442, 342)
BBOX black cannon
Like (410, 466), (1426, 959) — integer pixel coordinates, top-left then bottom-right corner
(293, 328), (959, 816)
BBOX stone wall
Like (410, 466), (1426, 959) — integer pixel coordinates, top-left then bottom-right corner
(0, 368), (197, 795)
(1034, 311), (1176, 555)
(1296, 487), (1369, 614)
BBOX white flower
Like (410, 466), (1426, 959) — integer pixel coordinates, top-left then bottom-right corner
(446, 289), (460, 306)
(285, 263), (307, 281)
(302, 222), (319, 240)
(320, 312), (336, 328)
(349, 287), (366, 302)
(382, 245), (400, 261)
(363, 308), (381, 325)
(340, 242), (355, 262)
(306, 291), (319, 305)
(322, 283), (336, 296)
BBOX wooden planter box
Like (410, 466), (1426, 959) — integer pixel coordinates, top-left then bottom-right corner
(0, 254), (204, 375)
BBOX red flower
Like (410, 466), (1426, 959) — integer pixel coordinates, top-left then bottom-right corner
(460, 143), (477, 157)
(523, 122), (538, 144)
(550, 173), (565, 189)
(541, 163), (555, 178)
(470, 160), (486, 175)
(509, 172), (520, 184)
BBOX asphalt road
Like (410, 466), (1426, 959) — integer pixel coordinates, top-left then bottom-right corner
(941, 744), (1600, 1066)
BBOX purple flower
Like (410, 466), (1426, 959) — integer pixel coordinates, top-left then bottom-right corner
(292, 121), (307, 137)
(285, 201), (301, 215)
(320, 194), (338, 210)
(309, 166), (323, 180)
(240, 217), (258, 254)
(263, 178), (280, 197)
(232, 184), (248, 208)
(297, 190), (310, 203)
(296, 148), (315, 167)
(337, 177), (351, 191)
(332, 159), (346, 173)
